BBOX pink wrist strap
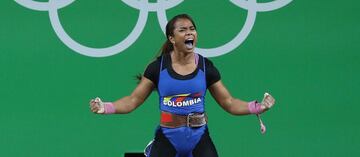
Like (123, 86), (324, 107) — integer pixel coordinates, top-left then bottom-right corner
(249, 101), (267, 134)
(248, 101), (263, 114)
(104, 102), (116, 114)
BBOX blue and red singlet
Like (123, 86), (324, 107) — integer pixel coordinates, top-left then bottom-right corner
(143, 53), (220, 157)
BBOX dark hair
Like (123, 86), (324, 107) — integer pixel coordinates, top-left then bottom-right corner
(136, 14), (197, 83)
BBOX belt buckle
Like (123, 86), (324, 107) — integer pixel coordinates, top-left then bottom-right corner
(186, 113), (194, 127)
(187, 113), (206, 127)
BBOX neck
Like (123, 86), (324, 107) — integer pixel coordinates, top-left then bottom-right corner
(171, 49), (195, 65)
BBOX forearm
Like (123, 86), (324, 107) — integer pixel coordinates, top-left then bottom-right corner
(221, 94), (273, 116)
(223, 97), (251, 115)
(90, 77), (154, 114)
(112, 95), (143, 114)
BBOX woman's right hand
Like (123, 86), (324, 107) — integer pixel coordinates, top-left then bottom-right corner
(89, 97), (105, 114)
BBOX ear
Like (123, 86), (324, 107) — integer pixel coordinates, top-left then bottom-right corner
(168, 35), (175, 44)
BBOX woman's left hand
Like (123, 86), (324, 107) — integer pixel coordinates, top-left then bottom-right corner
(261, 93), (275, 112)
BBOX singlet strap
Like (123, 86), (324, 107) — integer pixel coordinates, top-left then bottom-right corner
(195, 53), (199, 65)
(202, 54), (207, 88)
(202, 54), (206, 74)
(160, 55), (164, 71)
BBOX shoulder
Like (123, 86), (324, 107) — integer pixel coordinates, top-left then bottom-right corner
(197, 53), (216, 68)
(145, 56), (161, 69)
(197, 54), (221, 88)
(143, 56), (162, 86)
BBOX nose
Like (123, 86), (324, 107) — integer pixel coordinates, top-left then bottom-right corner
(186, 30), (193, 35)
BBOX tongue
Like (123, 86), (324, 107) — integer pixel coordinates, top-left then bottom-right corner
(185, 42), (193, 49)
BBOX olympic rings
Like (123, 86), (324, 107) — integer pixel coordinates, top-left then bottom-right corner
(14, 0), (293, 57)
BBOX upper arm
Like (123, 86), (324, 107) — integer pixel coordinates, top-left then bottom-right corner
(129, 76), (155, 105)
(113, 76), (154, 113)
(208, 80), (233, 110)
(126, 58), (159, 109)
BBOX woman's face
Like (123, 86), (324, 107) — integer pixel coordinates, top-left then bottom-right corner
(169, 18), (197, 54)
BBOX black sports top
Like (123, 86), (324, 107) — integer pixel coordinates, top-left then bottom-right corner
(143, 53), (221, 88)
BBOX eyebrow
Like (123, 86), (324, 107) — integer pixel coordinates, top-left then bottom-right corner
(177, 26), (195, 29)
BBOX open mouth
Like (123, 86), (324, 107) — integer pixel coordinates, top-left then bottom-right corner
(184, 39), (194, 49)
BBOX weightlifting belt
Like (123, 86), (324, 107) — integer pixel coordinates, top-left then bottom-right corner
(160, 111), (208, 128)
